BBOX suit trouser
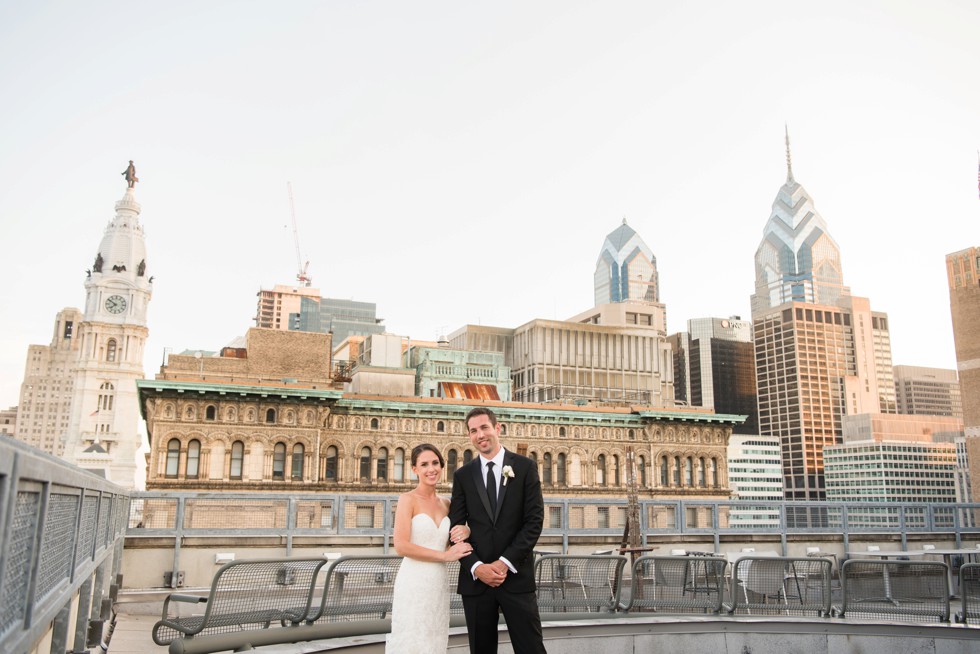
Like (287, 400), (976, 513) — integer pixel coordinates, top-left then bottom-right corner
(462, 586), (546, 654)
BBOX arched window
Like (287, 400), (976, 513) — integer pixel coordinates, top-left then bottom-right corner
(529, 451), (538, 466)
(377, 447), (388, 481)
(265, 408), (276, 424)
(166, 439), (180, 478)
(684, 457), (693, 486)
(272, 443), (286, 480)
(638, 455), (647, 487)
(393, 448), (405, 482)
(360, 447), (372, 481)
(205, 405), (216, 421)
(596, 454), (606, 486)
(557, 453), (566, 485)
(463, 450), (473, 465)
(230, 441), (244, 480)
(543, 453), (552, 485)
(673, 456), (681, 485)
(436, 421), (445, 433)
(628, 429), (636, 440)
(370, 418), (380, 430)
(559, 426), (566, 437)
(106, 339), (117, 362)
(292, 444), (305, 480)
(325, 445), (338, 481)
(698, 457), (706, 487)
(186, 440), (201, 479)
(447, 449), (458, 477)
(613, 454), (620, 485)
(711, 458), (719, 487)
(500, 424), (507, 435)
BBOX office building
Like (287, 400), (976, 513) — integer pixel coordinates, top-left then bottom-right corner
(670, 317), (758, 434)
(894, 365), (962, 418)
(255, 285), (385, 343)
(1, 406), (18, 438)
(750, 133), (895, 505)
(13, 308), (82, 455)
(726, 434), (783, 528)
(946, 247), (980, 502)
(594, 219), (659, 306)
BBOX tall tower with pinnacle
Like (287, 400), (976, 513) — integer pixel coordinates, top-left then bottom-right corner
(62, 165), (152, 488)
(750, 133), (895, 512)
(750, 128), (849, 315)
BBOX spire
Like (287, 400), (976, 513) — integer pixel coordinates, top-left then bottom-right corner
(785, 124), (794, 183)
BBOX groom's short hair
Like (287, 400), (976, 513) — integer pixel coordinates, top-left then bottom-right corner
(464, 406), (497, 427)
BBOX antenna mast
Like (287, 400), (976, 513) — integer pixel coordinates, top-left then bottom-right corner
(287, 182), (312, 287)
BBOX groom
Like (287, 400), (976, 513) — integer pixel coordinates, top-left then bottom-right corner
(449, 407), (546, 654)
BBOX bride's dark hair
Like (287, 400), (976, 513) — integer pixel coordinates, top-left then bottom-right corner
(411, 443), (445, 467)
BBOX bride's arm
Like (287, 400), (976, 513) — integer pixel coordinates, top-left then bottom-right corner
(392, 495), (471, 563)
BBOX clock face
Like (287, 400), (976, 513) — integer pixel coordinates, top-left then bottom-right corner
(105, 295), (127, 314)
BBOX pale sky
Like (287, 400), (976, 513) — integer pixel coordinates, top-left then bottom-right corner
(1, 1), (978, 408)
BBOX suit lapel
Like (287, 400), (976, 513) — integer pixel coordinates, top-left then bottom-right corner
(493, 451), (515, 523)
(472, 459), (493, 520)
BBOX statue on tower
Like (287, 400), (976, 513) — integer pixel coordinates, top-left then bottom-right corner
(122, 160), (138, 188)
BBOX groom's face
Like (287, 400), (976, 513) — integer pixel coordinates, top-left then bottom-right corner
(467, 413), (502, 459)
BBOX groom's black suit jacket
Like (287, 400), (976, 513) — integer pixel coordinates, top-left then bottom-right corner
(449, 449), (544, 595)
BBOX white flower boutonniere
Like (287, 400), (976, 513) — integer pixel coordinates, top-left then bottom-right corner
(501, 465), (515, 486)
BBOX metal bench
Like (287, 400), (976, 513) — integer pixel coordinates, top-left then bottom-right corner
(955, 562), (980, 625)
(305, 555), (402, 623)
(623, 555), (726, 614)
(729, 556), (832, 617)
(833, 559), (950, 623)
(534, 554), (627, 615)
(151, 557), (328, 646)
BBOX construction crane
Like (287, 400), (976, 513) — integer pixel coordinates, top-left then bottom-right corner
(287, 182), (312, 287)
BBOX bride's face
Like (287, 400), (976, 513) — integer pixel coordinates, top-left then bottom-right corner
(413, 450), (442, 487)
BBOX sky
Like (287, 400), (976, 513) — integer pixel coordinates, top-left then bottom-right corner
(1, 0), (978, 409)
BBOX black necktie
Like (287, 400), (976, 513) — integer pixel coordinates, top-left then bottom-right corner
(486, 462), (497, 513)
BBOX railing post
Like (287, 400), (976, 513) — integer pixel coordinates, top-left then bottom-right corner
(286, 497), (296, 555)
(72, 575), (93, 653)
(899, 506), (907, 550)
(563, 499), (569, 554)
(171, 495), (186, 588)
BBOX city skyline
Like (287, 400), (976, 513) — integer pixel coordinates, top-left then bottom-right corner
(2, 1), (978, 408)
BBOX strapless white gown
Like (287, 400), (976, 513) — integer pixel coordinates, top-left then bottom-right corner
(386, 513), (451, 654)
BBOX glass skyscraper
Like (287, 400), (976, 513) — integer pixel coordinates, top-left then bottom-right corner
(594, 219), (659, 306)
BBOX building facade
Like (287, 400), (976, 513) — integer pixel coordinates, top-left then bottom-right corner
(13, 308), (82, 455)
(894, 365), (962, 418)
(255, 285), (321, 331)
(1, 406), (18, 438)
(61, 183), (153, 487)
(255, 285), (385, 344)
(726, 434), (783, 528)
(138, 328), (740, 512)
(409, 345), (512, 401)
(670, 317), (758, 434)
(946, 247), (980, 502)
(750, 136), (896, 505)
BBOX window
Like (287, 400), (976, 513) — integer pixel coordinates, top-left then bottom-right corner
(106, 339), (117, 362)
(186, 440), (201, 479)
(205, 405), (216, 421)
(166, 439), (180, 478)
(638, 455), (646, 486)
(613, 455), (620, 485)
(370, 418), (379, 430)
(660, 457), (669, 486)
(292, 444), (305, 480)
(596, 454), (606, 486)
(447, 449), (458, 477)
(628, 429), (635, 440)
(230, 441), (244, 480)
(360, 447), (372, 481)
(377, 447), (388, 481)
(273, 443), (286, 480)
(543, 453), (552, 485)
(673, 457), (681, 485)
(387, 447), (401, 482)
(698, 457), (706, 487)
(597, 506), (610, 529)
(266, 408), (276, 424)
(463, 450), (473, 465)
(557, 453), (566, 485)
(559, 426), (566, 437)
(436, 421), (445, 433)
(325, 445), (338, 481)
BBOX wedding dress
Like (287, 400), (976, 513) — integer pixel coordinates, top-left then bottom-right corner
(386, 513), (451, 653)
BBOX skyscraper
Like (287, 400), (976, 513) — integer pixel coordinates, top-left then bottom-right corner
(670, 317), (758, 434)
(893, 365), (962, 418)
(594, 219), (659, 306)
(751, 132), (895, 505)
(946, 246), (980, 501)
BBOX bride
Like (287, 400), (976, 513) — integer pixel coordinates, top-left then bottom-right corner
(387, 444), (472, 654)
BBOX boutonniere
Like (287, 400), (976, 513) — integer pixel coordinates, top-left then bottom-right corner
(501, 465), (515, 486)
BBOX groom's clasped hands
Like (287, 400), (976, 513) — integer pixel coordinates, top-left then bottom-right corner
(474, 560), (508, 588)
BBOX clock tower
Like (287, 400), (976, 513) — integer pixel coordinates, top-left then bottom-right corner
(62, 169), (152, 488)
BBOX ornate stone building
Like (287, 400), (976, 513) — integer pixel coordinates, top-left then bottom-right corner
(138, 329), (741, 500)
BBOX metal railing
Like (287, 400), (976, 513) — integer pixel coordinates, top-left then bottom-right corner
(0, 436), (130, 654)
